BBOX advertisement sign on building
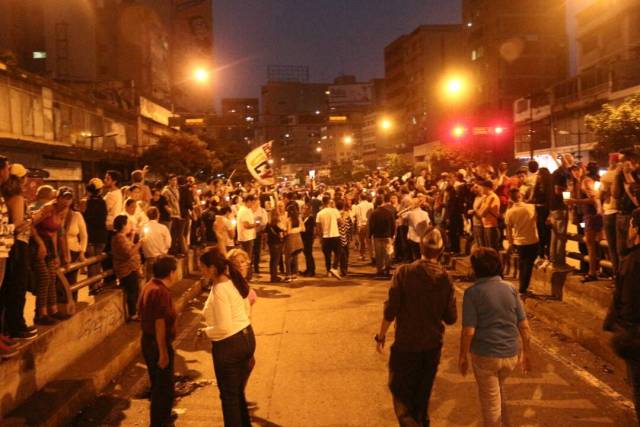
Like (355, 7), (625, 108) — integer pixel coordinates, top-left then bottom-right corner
(329, 84), (373, 107)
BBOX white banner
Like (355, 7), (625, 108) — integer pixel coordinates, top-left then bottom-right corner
(245, 141), (275, 186)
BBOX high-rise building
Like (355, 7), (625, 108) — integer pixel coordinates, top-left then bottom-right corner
(259, 80), (328, 164)
(384, 25), (466, 155)
(463, 0), (568, 122)
(0, 0), (214, 112)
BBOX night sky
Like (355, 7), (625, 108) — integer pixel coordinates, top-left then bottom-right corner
(213, 0), (461, 105)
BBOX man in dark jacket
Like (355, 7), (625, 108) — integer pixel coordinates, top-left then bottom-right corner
(369, 196), (395, 277)
(376, 228), (457, 427)
(83, 178), (108, 294)
(605, 207), (640, 423)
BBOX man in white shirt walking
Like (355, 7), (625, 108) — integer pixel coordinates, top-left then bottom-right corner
(316, 195), (341, 278)
(354, 194), (374, 261)
(505, 188), (539, 295)
(236, 195), (259, 280)
(142, 207), (172, 280)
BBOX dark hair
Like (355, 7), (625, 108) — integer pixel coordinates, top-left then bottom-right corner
(374, 195), (383, 207)
(286, 203), (300, 227)
(125, 198), (137, 209)
(167, 174), (177, 181)
(245, 194), (256, 203)
(0, 155), (8, 169)
(128, 184), (140, 193)
(147, 206), (159, 220)
(113, 214), (129, 232)
(470, 247), (502, 279)
(217, 205), (231, 215)
(106, 170), (122, 186)
(2, 175), (23, 199)
(200, 247), (250, 298)
(528, 160), (539, 173)
(509, 188), (521, 202)
(153, 256), (178, 279)
(131, 170), (143, 183)
(586, 162), (599, 180)
(335, 199), (345, 211)
(322, 195), (331, 206)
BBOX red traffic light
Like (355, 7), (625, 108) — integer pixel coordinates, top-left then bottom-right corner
(494, 126), (504, 135)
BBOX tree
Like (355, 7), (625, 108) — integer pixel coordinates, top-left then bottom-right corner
(203, 136), (252, 181)
(140, 133), (222, 178)
(586, 94), (640, 156)
(384, 153), (412, 178)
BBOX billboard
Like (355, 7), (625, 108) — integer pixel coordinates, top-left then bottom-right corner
(329, 83), (373, 107)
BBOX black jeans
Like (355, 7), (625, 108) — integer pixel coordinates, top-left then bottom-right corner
(268, 243), (283, 280)
(169, 217), (187, 255)
(142, 334), (175, 427)
(252, 234), (263, 274)
(394, 225), (409, 262)
(339, 245), (349, 275)
(448, 214), (463, 253)
(302, 236), (315, 274)
(1, 240), (29, 335)
(536, 206), (551, 259)
(321, 237), (340, 272)
(515, 243), (538, 294)
(211, 326), (256, 427)
(389, 346), (442, 427)
(408, 240), (421, 262)
(120, 271), (140, 317)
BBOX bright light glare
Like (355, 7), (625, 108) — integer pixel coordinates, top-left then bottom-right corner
(193, 67), (210, 83)
(380, 119), (393, 131)
(495, 126), (504, 135)
(452, 126), (466, 138)
(316, 147), (322, 152)
(447, 79), (463, 94)
(343, 135), (353, 144)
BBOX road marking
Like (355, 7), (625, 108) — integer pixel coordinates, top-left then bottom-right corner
(530, 334), (635, 413)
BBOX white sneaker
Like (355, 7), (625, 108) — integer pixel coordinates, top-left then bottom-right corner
(329, 268), (342, 280)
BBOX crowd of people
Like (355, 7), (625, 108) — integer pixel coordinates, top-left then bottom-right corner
(2, 147), (640, 425)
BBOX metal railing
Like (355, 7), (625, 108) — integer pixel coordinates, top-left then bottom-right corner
(56, 253), (113, 315)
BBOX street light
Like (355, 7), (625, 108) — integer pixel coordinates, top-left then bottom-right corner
(451, 125), (467, 139)
(379, 118), (393, 132)
(440, 74), (471, 103)
(343, 135), (353, 145)
(316, 147), (322, 152)
(193, 67), (210, 83)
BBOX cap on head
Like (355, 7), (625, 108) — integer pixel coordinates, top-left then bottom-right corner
(420, 227), (444, 258)
(89, 177), (104, 190)
(10, 163), (28, 178)
(57, 186), (73, 198)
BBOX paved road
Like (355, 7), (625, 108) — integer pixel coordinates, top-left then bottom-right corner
(73, 253), (637, 427)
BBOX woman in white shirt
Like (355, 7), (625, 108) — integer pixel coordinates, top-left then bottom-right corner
(64, 202), (88, 296)
(283, 203), (305, 281)
(201, 247), (255, 427)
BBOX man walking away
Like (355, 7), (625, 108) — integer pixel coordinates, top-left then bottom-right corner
(162, 175), (184, 256)
(354, 194), (374, 261)
(369, 196), (395, 278)
(315, 195), (341, 278)
(459, 248), (532, 427)
(505, 189), (539, 295)
(376, 228), (456, 427)
(139, 256), (179, 427)
(142, 208), (172, 280)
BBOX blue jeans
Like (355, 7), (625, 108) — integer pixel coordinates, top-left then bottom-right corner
(211, 326), (256, 427)
(550, 209), (568, 267)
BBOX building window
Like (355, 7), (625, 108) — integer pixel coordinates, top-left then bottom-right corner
(32, 51), (47, 59)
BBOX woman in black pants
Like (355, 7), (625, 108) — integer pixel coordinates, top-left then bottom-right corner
(201, 247), (255, 427)
(111, 215), (143, 320)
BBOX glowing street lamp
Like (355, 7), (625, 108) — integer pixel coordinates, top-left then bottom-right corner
(193, 67), (210, 83)
(379, 118), (393, 132)
(440, 74), (471, 103)
(451, 125), (467, 139)
(343, 135), (353, 145)
(316, 147), (322, 152)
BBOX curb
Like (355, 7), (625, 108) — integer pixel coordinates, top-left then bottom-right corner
(3, 277), (204, 427)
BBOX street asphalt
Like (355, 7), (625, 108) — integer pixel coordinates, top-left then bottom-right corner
(72, 249), (638, 427)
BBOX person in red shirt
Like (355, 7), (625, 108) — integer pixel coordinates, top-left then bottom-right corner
(139, 256), (179, 427)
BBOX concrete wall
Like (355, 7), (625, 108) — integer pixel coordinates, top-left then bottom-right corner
(0, 289), (126, 418)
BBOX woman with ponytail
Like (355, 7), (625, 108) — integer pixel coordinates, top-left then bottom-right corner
(201, 246), (255, 427)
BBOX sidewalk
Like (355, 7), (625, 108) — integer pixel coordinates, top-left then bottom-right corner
(73, 250), (636, 426)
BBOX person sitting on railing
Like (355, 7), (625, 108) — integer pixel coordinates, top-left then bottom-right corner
(111, 214), (143, 321)
(83, 178), (108, 295)
(141, 207), (171, 281)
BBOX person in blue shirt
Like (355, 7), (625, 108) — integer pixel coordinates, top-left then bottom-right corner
(458, 247), (532, 427)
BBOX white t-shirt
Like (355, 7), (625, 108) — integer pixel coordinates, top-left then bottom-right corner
(236, 205), (256, 242)
(505, 202), (539, 246)
(405, 208), (431, 243)
(316, 207), (340, 238)
(104, 189), (123, 230)
(354, 201), (373, 227)
(203, 280), (251, 341)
